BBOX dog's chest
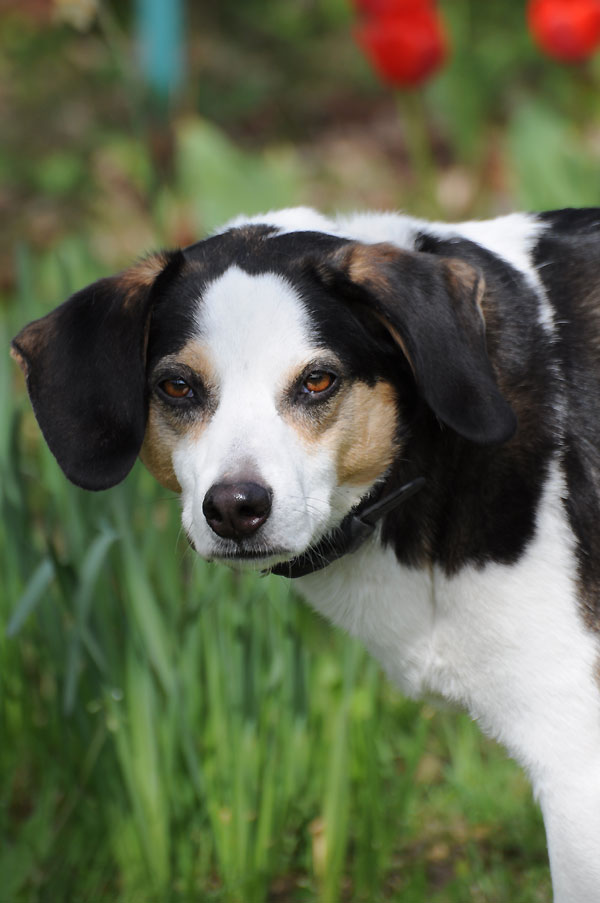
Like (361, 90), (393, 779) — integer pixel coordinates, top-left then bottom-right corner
(296, 462), (600, 764)
(297, 538), (437, 698)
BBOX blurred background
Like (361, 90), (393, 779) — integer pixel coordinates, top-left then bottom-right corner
(1, 0), (599, 900)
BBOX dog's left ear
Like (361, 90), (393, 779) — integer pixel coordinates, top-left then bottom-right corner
(11, 250), (182, 490)
(321, 241), (516, 445)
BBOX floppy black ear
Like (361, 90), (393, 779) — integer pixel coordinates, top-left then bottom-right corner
(11, 250), (181, 490)
(321, 242), (516, 445)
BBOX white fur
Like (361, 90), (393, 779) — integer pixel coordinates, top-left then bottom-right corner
(222, 206), (337, 236)
(175, 209), (600, 901)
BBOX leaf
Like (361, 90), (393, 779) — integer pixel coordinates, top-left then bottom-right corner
(509, 101), (600, 209)
(6, 558), (55, 637)
(63, 525), (118, 713)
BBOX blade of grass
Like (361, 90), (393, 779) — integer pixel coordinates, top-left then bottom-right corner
(6, 558), (55, 637)
(63, 525), (118, 713)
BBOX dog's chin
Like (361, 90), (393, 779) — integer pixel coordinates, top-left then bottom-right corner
(210, 549), (297, 573)
(187, 536), (299, 572)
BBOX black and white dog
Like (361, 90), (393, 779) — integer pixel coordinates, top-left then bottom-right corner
(12, 206), (600, 901)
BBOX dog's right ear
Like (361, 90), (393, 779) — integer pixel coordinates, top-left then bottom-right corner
(11, 250), (183, 491)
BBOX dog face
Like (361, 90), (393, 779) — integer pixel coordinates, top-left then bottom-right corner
(11, 219), (515, 570)
(140, 264), (402, 567)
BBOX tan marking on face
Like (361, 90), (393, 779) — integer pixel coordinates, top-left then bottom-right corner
(140, 340), (217, 492)
(289, 379), (398, 488)
(166, 339), (218, 383)
(139, 405), (182, 492)
(140, 402), (212, 493)
(334, 381), (398, 486)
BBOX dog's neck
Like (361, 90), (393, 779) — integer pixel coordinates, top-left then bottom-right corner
(269, 477), (426, 579)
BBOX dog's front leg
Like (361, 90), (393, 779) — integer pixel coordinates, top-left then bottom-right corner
(535, 766), (600, 902)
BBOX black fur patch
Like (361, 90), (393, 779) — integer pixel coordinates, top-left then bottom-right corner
(538, 207), (600, 235)
(533, 213), (600, 626)
(375, 230), (561, 573)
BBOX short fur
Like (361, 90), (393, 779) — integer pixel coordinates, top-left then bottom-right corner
(12, 206), (600, 901)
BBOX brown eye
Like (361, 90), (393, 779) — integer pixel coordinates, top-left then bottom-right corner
(160, 378), (193, 399)
(303, 371), (335, 394)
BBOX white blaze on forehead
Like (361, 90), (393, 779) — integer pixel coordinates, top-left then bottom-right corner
(194, 266), (316, 380)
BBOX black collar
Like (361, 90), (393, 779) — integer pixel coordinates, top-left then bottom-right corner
(269, 477), (425, 579)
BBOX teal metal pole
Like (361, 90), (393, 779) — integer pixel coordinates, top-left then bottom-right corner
(135, 0), (184, 102)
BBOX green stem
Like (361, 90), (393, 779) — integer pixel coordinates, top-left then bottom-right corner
(398, 92), (441, 217)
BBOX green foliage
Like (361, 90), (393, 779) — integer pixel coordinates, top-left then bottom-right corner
(508, 100), (600, 209)
(174, 119), (300, 232)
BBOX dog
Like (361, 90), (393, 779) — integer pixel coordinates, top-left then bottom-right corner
(12, 205), (600, 901)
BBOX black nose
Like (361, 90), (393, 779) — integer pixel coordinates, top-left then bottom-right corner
(202, 481), (273, 541)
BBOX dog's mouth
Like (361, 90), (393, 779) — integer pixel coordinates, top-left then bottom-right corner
(213, 547), (293, 566)
(210, 540), (337, 576)
(184, 531), (294, 568)
(185, 476), (425, 578)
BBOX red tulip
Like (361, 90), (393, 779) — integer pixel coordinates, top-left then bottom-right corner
(527, 0), (600, 62)
(355, 7), (447, 86)
(353, 0), (434, 15)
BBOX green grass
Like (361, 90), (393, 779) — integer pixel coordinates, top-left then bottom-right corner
(0, 239), (552, 903)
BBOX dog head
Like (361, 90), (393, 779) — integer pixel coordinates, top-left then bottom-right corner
(12, 214), (516, 570)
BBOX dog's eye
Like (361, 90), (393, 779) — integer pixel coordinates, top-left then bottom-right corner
(160, 378), (193, 399)
(303, 371), (336, 394)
